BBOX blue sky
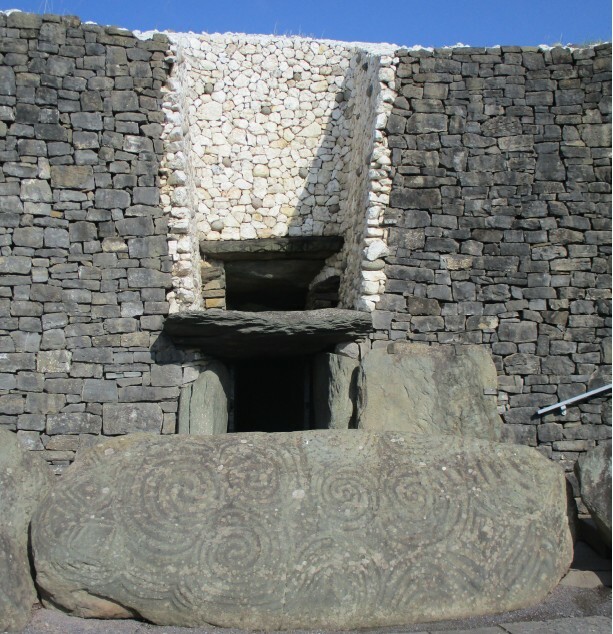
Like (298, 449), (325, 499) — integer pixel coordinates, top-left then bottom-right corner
(1, 1), (611, 47)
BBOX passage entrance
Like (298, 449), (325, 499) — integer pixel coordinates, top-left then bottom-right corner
(230, 357), (314, 433)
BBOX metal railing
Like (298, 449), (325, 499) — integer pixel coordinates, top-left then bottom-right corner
(537, 383), (612, 416)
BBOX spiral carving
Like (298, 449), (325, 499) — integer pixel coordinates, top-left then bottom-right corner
(312, 466), (378, 531)
(177, 506), (284, 610)
(31, 431), (573, 629)
(117, 443), (222, 560)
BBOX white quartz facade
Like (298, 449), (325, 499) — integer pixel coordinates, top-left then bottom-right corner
(161, 32), (398, 313)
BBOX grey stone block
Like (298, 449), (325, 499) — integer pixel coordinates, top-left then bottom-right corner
(50, 165), (95, 190)
(406, 112), (448, 133)
(102, 402), (164, 434)
(0, 256), (31, 275)
(110, 90), (139, 111)
(498, 322), (538, 343)
(70, 112), (103, 130)
(95, 189), (131, 209)
(47, 413), (101, 435)
(82, 380), (119, 403)
(127, 268), (172, 288)
(43, 227), (69, 248)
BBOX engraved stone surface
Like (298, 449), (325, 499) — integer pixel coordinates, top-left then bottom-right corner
(576, 442), (612, 547)
(0, 428), (53, 632)
(357, 344), (504, 441)
(32, 431), (572, 629)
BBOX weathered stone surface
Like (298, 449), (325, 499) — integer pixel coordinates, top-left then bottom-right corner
(178, 362), (229, 435)
(101, 403), (163, 435)
(576, 442), (612, 546)
(0, 428), (52, 632)
(164, 309), (372, 359)
(32, 431), (572, 629)
(312, 353), (358, 429)
(357, 344), (503, 441)
(50, 165), (95, 190)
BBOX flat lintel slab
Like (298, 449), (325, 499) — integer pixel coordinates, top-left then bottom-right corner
(200, 236), (344, 261)
(164, 308), (372, 358)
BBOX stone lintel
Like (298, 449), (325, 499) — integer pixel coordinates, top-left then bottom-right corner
(164, 308), (372, 358)
(200, 236), (344, 261)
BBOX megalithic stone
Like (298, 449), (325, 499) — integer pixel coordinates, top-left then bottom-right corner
(32, 431), (573, 630)
(0, 428), (53, 633)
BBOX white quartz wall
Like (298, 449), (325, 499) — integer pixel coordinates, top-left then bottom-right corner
(161, 33), (398, 313)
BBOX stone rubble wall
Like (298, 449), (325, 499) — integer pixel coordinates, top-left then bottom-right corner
(161, 33), (398, 313)
(0, 12), (191, 472)
(372, 44), (612, 484)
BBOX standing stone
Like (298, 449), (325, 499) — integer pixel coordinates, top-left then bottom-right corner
(31, 431), (573, 630)
(576, 442), (612, 547)
(178, 361), (229, 435)
(0, 428), (52, 632)
(357, 344), (503, 441)
(312, 353), (358, 429)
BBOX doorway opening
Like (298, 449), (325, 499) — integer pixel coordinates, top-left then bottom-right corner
(229, 356), (320, 433)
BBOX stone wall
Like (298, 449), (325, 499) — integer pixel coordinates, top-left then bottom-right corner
(0, 12), (181, 472)
(0, 10), (610, 478)
(373, 44), (612, 476)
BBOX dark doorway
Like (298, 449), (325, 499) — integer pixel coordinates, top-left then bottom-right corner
(231, 357), (314, 433)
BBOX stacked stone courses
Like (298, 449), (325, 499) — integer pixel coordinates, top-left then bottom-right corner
(0, 12), (177, 472)
(0, 10), (610, 481)
(376, 45), (611, 477)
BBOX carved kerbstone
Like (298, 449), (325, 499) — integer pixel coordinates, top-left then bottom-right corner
(32, 431), (573, 630)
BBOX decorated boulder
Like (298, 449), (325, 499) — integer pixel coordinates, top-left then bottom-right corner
(32, 430), (572, 630)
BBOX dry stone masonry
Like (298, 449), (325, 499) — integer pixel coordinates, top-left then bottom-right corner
(0, 9), (610, 490)
(0, 12), (182, 473)
(373, 45), (612, 480)
(161, 33), (398, 313)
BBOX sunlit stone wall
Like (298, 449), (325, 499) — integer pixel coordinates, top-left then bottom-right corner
(161, 33), (398, 313)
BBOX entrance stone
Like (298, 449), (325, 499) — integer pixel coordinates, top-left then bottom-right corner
(0, 428), (52, 632)
(357, 344), (503, 441)
(32, 430), (572, 630)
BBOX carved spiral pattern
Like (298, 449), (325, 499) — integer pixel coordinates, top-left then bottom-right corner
(313, 466), (378, 531)
(381, 460), (466, 549)
(219, 441), (298, 507)
(117, 444), (222, 560)
(31, 432), (572, 629)
(287, 536), (380, 618)
(176, 506), (284, 610)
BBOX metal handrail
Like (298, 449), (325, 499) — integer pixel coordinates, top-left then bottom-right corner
(537, 383), (612, 416)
